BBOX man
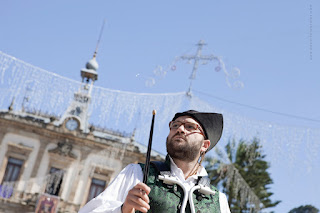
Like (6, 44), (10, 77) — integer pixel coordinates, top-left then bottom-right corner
(79, 110), (230, 213)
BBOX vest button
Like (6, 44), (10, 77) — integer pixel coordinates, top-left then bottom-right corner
(178, 203), (181, 209)
(173, 184), (177, 192)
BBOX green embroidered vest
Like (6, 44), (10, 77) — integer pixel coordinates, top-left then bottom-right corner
(139, 156), (221, 213)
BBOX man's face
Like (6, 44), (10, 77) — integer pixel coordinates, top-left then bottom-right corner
(166, 116), (208, 162)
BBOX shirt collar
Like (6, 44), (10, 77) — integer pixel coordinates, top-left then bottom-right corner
(168, 155), (208, 181)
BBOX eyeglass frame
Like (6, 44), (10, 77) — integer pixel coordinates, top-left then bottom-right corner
(169, 121), (206, 139)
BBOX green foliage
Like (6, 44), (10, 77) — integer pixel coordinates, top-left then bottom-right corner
(288, 205), (319, 213)
(205, 138), (281, 213)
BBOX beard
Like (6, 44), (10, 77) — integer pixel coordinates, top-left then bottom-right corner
(166, 133), (203, 162)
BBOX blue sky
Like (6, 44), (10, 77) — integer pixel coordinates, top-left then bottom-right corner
(1, 1), (319, 212)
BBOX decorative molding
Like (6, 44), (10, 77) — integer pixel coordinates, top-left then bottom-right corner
(48, 141), (77, 159)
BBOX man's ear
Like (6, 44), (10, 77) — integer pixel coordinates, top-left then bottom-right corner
(201, 139), (210, 153)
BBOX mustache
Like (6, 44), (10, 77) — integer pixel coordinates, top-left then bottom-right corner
(172, 132), (186, 140)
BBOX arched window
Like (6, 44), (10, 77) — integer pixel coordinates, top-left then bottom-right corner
(45, 167), (64, 196)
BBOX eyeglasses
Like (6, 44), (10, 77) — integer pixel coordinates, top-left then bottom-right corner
(169, 121), (205, 137)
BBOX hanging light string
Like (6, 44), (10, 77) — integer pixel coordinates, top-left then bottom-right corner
(193, 90), (320, 123)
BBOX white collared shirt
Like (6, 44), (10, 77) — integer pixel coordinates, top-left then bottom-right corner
(79, 159), (231, 213)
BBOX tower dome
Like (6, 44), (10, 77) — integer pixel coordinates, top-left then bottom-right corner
(81, 56), (98, 82)
(86, 57), (99, 71)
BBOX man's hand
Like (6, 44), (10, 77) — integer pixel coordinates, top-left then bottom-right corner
(122, 182), (151, 213)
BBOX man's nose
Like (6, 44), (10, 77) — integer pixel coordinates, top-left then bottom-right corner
(176, 124), (186, 133)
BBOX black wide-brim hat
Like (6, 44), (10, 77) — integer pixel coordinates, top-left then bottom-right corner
(172, 110), (223, 152)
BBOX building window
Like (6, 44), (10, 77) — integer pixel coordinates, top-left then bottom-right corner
(87, 178), (106, 202)
(2, 157), (24, 182)
(45, 167), (64, 196)
(0, 157), (24, 198)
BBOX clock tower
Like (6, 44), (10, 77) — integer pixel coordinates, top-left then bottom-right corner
(58, 54), (98, 133)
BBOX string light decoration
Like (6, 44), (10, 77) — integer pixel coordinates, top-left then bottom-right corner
(146, 40), (244, 95)
(1, 50), (320, 211)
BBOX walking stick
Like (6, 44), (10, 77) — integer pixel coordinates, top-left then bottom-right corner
(137, 110), (156, 213)
(143, 110), (156, 184)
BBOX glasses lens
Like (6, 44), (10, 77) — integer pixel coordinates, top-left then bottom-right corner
(184, 123), (198, 131)
(170, 121), (181, 129)
(170, 121), (199, 131)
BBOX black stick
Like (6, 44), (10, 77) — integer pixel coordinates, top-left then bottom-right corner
(143, 110), (156, 184)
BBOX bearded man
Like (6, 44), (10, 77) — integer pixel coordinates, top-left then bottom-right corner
(79, 110), (231, 213)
